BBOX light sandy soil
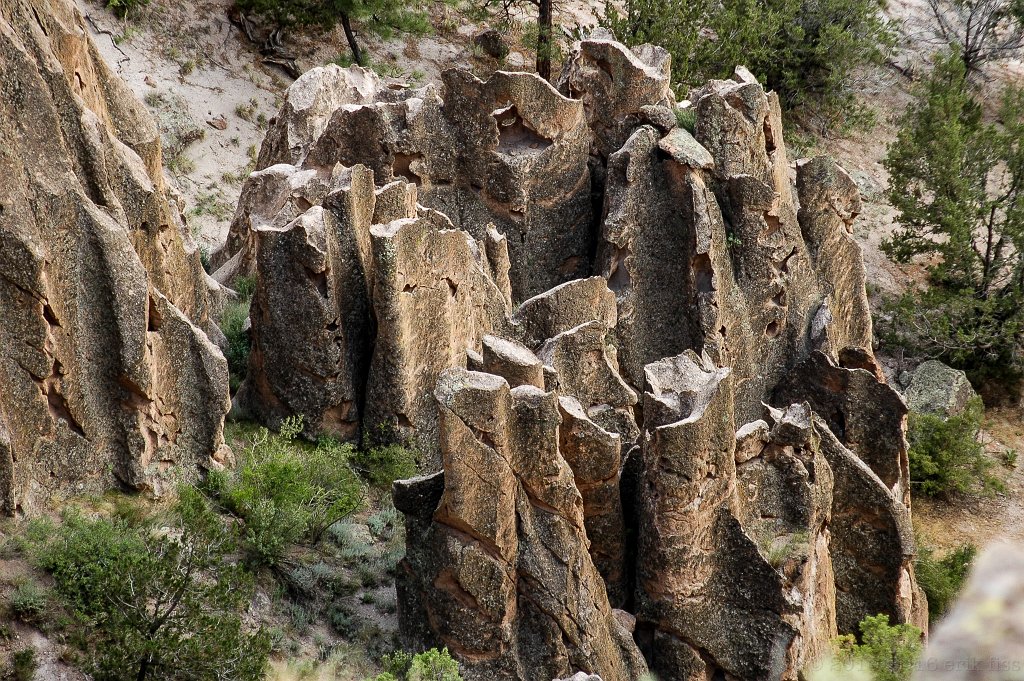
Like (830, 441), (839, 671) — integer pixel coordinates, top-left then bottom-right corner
(78, 0), (594, 251)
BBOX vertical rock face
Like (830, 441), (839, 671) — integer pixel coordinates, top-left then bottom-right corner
(189, 34), (925, 681)
(396, 369), (648, 681)
(237, 166), (386, 439)
(364, 208), (513, 465)
(0, 0), (229, 513)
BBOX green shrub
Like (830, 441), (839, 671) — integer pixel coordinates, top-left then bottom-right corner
(834, 614), (923, 681)
(408, 648), (462, 681)
(367, 506), (402, 541)
(915, 543), (976, 623)
(221, 299), (251, 392)
(29, 487), (269, 681)
(10, 648), (37, 681)
(353, 444), (418, 489)
(907, 396), (1002, 497)
(210, 417), (364, 567)
(8, 581), (48, 623)
(601, 0), (894, 128)
(381, 650), (414, 678)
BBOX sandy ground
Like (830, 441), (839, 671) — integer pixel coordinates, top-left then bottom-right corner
(78, 0), (595, 251)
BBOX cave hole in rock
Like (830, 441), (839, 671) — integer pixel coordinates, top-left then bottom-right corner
(147, 296), (162, 332)
(692, 253), (715, 294)
(607, 247), (632, 292)
(393, 153), (423, 185)
(492, 103), (553, 153)
(765, 320), (782, 338)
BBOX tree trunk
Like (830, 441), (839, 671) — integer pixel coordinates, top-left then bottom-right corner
(536, 0), (553, 82)
(340, 12), (363, 66)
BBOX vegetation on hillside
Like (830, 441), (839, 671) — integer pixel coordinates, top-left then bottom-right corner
(881, 51), (1024, 392)
(832, 615), (924, 681)
(601, 0), (894, 129)
(927, 0), (1024, 74)
(205, 416), (365, 567)
(23, 490), (270, 681)
(915, 542), (976, 623)
(0, 418), (432, 680)
(234, 0), (433, 65)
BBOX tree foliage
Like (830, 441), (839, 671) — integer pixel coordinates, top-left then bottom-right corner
(600, 0), (894, 127)
(234, 0), (432, 65)
(907, 396), (1002, 497)
(206, 416), (364, 567)
(881, 52), (1024, 387)
(834, 615), (923, 681)
(31, 489), (269, 681)
(928, 0), (1024, 74)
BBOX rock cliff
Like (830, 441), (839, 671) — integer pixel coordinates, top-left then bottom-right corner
(210, 36), (927, 681)
(0, 0), (229, 513)
(2, 3), (927, 677)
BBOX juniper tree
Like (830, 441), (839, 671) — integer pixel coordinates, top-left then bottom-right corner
(882, 51), (1024, 386)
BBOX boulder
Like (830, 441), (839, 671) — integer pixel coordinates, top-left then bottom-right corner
(905, 360), (978, 417)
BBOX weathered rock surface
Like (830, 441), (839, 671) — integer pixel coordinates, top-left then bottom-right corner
(1, 18), (930, 679)
(218, 66), (594, 300)
(364, 209), (513, 464)
(635, 353), (837, 680)
(913, 543), (1024, 681)
(0, 0), (228, 513)
(396, 369), (648, 681)
(904, 360), (978, 417)
(194, 40), (927, 681)
(236, 166), (388, 439)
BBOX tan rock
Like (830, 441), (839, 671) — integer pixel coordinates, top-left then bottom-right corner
(364, 211), (512, 466)
(0, 0), (228, 512)
(397, 368), (648, 681)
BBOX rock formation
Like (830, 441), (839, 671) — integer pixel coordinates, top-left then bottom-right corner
(0, 0), (229, 514)
(205, 35), (929, 680)
(5, 1), (929, 675)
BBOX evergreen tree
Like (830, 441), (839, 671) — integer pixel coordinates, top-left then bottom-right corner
(882, 51), (1024, 387)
